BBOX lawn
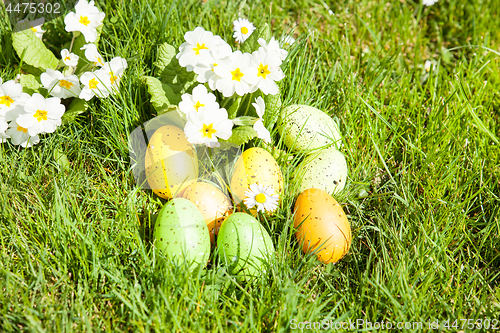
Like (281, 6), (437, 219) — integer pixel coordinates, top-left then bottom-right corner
(1, 0), (499, 331)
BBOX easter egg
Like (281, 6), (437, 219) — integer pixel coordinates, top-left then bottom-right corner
(178, 182), (232, 245)
(279, 104), (342, 152)
(145, 125), (198, 199)
(229, 147), (283, 205)
(296, 148), (348, 194)
(153, 198), (210, 270)
(217, 212), (275, 278)
(294, 188), (351, 264)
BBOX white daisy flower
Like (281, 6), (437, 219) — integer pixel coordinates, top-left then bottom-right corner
(79, 69), (112, 100)
(233, 18), (255, 43)
(258, 37), (287, 62)
(184, 106), (233, 148)
(251, 47), (285, 95)
(5, 122), (40, 148)
(16, 93), (65, 136)
(179, 84), (220, 116)
(423, 0), (438, 5)
(0, 80), (24, 111)
(40, 69), (81, 99)
(101, 56), (128, 90)
(80, 44), (105, 67)
(244, 183), (279, 213)
(252, 97), (271, 143)
(61, 49), (79, 67)
(281, 35), (295, 47)
(16, 18), (46, 39)
(214, 51), (258, 97)
(64, 0), (105, 43)
(176, 27), (221, 71)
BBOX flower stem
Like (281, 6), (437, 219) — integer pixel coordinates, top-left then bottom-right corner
(69, 33), (77, 53)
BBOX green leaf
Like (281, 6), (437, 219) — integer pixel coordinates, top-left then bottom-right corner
(227, 96), (243, 119)
(227, 126), (257, 145)
(143, 75), (181, 112)
(62, 98), (88, 125)
(20, 74), (41, 94)
(12, 29), (58, 71)
(241, 23), (271, 53)
(54, 148), (71, 171)
(263, 90), (282, 129)
(154, 42), (197, 95)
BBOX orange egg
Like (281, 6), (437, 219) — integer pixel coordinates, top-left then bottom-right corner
(178, 182), (232, 244)
(293, 188), (351, 264)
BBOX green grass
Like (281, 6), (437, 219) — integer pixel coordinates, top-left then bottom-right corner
(1, 0), (500, 331)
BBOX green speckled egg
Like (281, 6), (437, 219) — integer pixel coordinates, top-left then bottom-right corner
(279, 104), (342, 152)
(217, 213), (275, 278)
(296, 148), (348, 194)
(153, 198), (210, 271)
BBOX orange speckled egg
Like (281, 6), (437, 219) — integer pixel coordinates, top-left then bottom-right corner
(145, 125), (198, 199)
(179, 182), (232, 244)
(294, 188), (351, 264)
(230, 147), (283, 206)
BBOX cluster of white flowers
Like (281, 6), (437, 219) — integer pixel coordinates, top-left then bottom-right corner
(423, 0), (438, 6)
(1, 0), (127, 148)
(174, 20), (290, 148)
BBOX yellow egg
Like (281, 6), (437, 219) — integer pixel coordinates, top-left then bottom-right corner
(294, 188), (351, 264)
(178, 182), (232, 244)
(230, 147), (283, 206)
(145, 125), (198, 199)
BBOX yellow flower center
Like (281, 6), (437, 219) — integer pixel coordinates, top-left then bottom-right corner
(31, 26), (37, 33)
(88, 78), (99, 89)
(17, 126), (28, 133)
(109, 72), (118, 84)
(64, 56), (71, 61)
(241, 27), (249, 34)
(231, 68), (244, 81)
(257, 63), (270, 79)
(193, 101), (205, 112)
(79, 16), (91, 26)
(0, 95), (14, 107)
(59, 80), (73, 89)
(192, 43), (209, 55)
(200, 123), (216, 138)
(211, 62), (218, 72)
(255, 193), (267, 203)
(34, 110), (48, 122)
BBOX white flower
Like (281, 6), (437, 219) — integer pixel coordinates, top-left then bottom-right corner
(64, 0), (105, 43)
(244, 183), (279, 213)
(184, 106), (233, 148)
(176, 27), (222, 71)
(17, 18), (46, 39)
(0, 80), (23, 111)
(5, 122), (40, 148)
(16, 93), (65, 136)
(214, 51), (258, 97)
(179, 85), (219, 116)
(79, 69), (112, 100)
(258, 37), (287, 62)
(233, 18), (255, 43)
(61, 49), (79, 67)
(80, 44), (104, 66)
(102, 56), (128, 89)
(281, 35), (295, 47)
(193, 37), (232, 89)
(251, 47), (285, 95)
(40, 69), (81, 99)
(423, 0), (438, 5)
(252, 97), (271, 143)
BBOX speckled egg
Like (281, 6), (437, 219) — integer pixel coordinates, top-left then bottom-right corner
(178, 182), (232, 245)
(296, 148), (348, 195)
(153, 198), (210, 270)
(279, 104), (342, 152)
(294, 188), (351, 264)
(230, 147), (283, 205)
(217, 212), (275, 278)
(145, 125), (198, 199)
